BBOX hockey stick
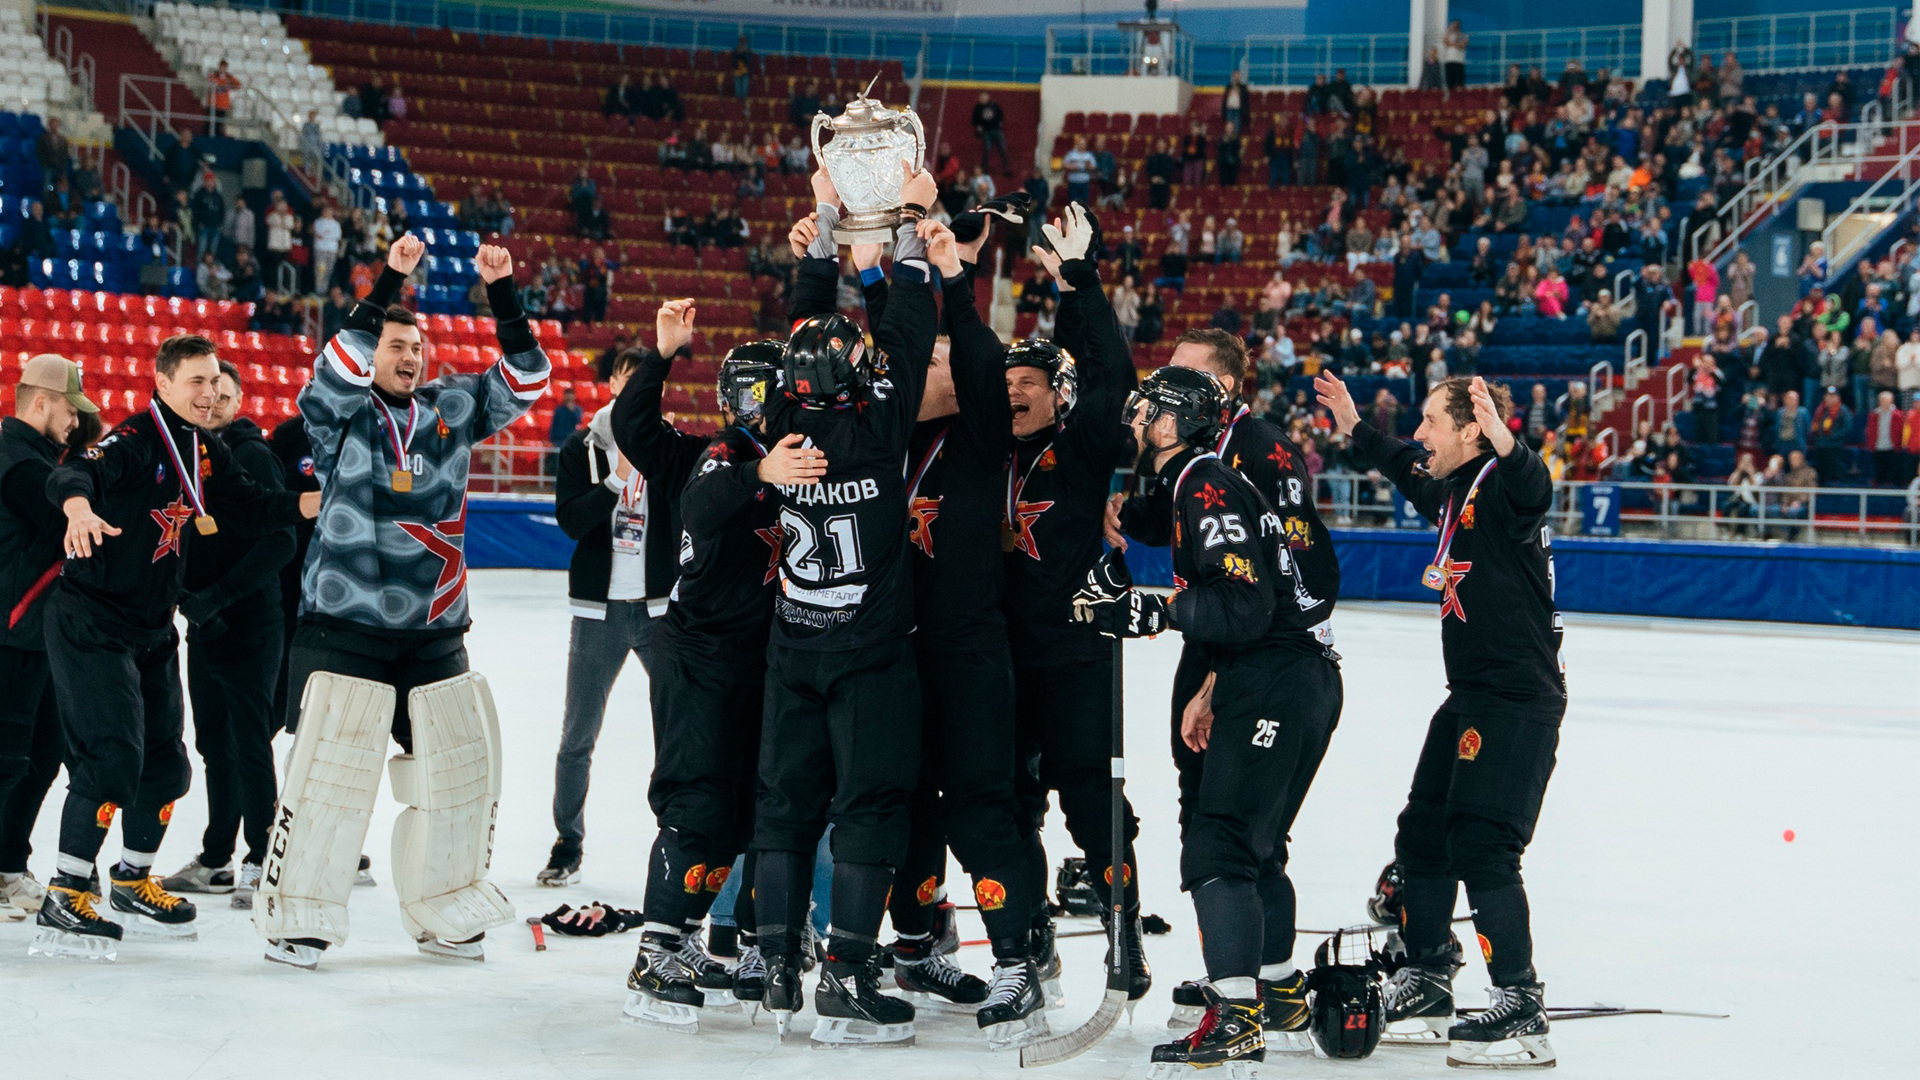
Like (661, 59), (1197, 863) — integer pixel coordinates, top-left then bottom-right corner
(1021, 637), (1128, 1069)
(1456, 1005), (1730, 1021)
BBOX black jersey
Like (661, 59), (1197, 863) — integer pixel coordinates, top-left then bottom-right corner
(1350, 422), (1565, 707)
(761, 259), (938, 651)
(1122, 405), (1340, 620)
(662, 426), (780, 659)
(46, 398), (305, 636)
(1001, 256), (1137, 668)
(1160, 448), (1333, 659)
(268, 414), (321, 614)
(907, 272), (1013, 650)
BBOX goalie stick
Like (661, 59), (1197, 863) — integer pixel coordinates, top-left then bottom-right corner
(1021, 638), (1128, 1068)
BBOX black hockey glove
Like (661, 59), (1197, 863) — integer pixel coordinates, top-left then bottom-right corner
(1078, 548), (1134, 603)
(1072, 586), (1168, 639)
(539, 902), (641, 937)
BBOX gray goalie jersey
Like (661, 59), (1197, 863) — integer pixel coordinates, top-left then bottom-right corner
(297, 290), (549, 632)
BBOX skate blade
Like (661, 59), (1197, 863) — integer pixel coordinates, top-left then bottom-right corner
(700, 987), (744, 1013)
(622, 991), (701, 1034)
(417, 938), (485, 961)
(231, 892), (254, 911)
(902, 989), (983, 1014)
(354, 871), (376, 888)
(1041, 976), (1066, 1010)
(163, 880), (235, 895)
(983, 1011), (1052, 1052)
(1147, 1060), (1259, 1080)
(1264, 1029), (1314, 1053)
(771, 1008), (795, 1037)
(265, 941), (323, 970)
(0, 904), (27, 923)
(535, 871), (579, 888)
(1168, 1003), (1206, 1029)
(108, 911), (199, 941)
(1447, 1034), (1556, 1069)
(810, 1018), (917, 1047)
(28, 927), (118, 961)
(1382, 1016), (1454, 1046)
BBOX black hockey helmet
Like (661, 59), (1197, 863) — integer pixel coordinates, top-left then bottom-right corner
(1003, 339), (1078, 416)
(1367, 861), (1404, 925)
(1307, 930), (1386, 1060)
(717, 340), (783, 425)
(1126, 365), (1231, 448)
(784, 314), (868, 407)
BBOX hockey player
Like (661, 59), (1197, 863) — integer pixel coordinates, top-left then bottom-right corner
(1000, 204), (1148, 1001)
(611, 302), (811, 1031)
(1075, 365), (1341, 1076)
(1316, 371), (1563, 1069)
(0, 356), (93, 921)
(163, 362), (296, 911)
(37, 335), (319, 959)
(268, 409), (320, 730)
(258, 236), (549, 969)
(540, 339), (668, 888)
(1107, 328), (1338, 1043)
(750, 175), (944, 1047)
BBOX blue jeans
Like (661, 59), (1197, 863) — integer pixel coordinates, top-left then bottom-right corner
(551, 601), (655, 845)
(733, 74), (750, 100)
(708, 829), (833, 937)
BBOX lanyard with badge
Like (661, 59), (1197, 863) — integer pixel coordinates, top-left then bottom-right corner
(374, 394), (418, 492)
(149, 400), (216, 535)
(1423, 458), (1496, 590)
(612, 462), (647, 555)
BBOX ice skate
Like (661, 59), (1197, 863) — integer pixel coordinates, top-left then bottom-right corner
(1169, 979), (1210, 1028)
(1148, 986), (1264, 1079)
(1262, 970), (1313, 1052)
(1103, 913), (1154, 1008)
(811, 957), (917, 1047)
(679, 930), (741, 1011)
(29, 874), (121, 961)
(1032, 916), (1065, 1009)
(729, 945), (768, 1006)
(928, 898), (961, 957)
(977, 958), (1050, 1051)
(265, 937), (328, 970)
(355, 854), (376, 887)
(231, 863), (261, 910)
(108, 866), (199, 941)
(160, 857), (235, 894)
(1, 870), (46, 915)
(537, 839), (581, 887)
(765, 953), (806, 1037)
(893, 937), (987, 1011)
(1381, 963), (1454, 1045)
(417, 931), (486, 961)
(1446, 980), (1555, 1069)
(623, 937), (706, 1034)
(0, 890), (22, 922)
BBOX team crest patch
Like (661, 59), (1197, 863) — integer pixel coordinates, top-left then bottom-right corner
(1478, 933), (1493, 963)
(298, 455), (316, 477)
(1459, 504), (1476, 530)
(704, 866), (731, 893)
(1221, 553), (1258, 583)
(1037, 448), (1056, 471)
(1194, 482), (1227, 509)
(95, 802), (118, 828)
(1283, 516), (1312, 549)
(158, 801), (174, 825)
(1458, 727), (1482, 762)
(1103, 863), (1134, 888)
(683, 863), (709, 894)
(974, 878), (1007, 911)
(915, 876), (939, 906)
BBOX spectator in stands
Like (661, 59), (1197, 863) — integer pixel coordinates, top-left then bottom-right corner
(1180, 121), (1208, 186)
(1144, 138), (1178, 209)
(230, 246), (262, 303)
(1585, 290), (1625, 344)
(1297, 121), (1322, 186)
(1798, 241), (1829, 297)
(1216, 123), (1243, 187)
(195, 250), (232, 300)
(260, 188), (294, 283)
(550, 388), (583, 466)
(1346, 270), (1377, 319)
(17, 198), (53, 261)
(386, 81), (408, 122)
(576, 196), (610, 241)
(319, 285), (352, 342)
(1809, 388), (1852, 482)
(1520, 384), (1558, 450)
(1264, 117), (1296, 188)
(1898, 328), (1920, 402)
(782, 135), (810, 175)
(1031, 296), (1057, 341)
(1217, 218), (1244, 264)
(35, 117), (71, 181)
(1818, 329), (1853, 398)
(165, 129), (200, 197)
(251, 290), (293, 334)
(1772, 388), (1811, 455)
(1778, 449), (1820, 513)
(1062, 136), (1095, 205)
(206, 59), (241, 137)
(167, 188), (193, 253)
(1016, 265), (1054, 315)
(1534, 266), (1570, 320)
(357, 77), (389, 126)
(658, 74), (687, 122)
(1690, 352), (1724, 444)
(310, 205), (341, 295)
(790, 79), (820, 128)
(520, 273), (550, 319)
(1197, 216), (1217, 262)
(44, 175), (80, 230)
(729, 36), (756, 101)
(1866, 390), (1905, 484)
(972, 91), (1009, 175)
(460, 183), (491, 233)
(225, 194), (257, 255)
(1440, 20), (1468, 90)
(1902, 391), (1920, 481)
(341, 88), (361, 121)
(1210, 299), (1242, 337)
(605, 73), (639, 127)
(1111, 275), (1141, 343)
(665, 204), (697, 248)
(1136, 282), (1165, 345)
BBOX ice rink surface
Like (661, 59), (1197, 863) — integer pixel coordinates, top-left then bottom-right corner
(4, 569), (1916, 1078)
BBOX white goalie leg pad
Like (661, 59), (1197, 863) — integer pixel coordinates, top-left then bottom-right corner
(254, 673), (394, 946)
(390, 672), (514, 944)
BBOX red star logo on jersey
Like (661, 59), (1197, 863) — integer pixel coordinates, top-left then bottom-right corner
(754, 526), (783, 585)
(1267, 443), (1293, 471)
(1006, 499), (1053, 560)
(150, 496), (194, 563)
(395, 501), (468, 623)
(1437, 558), (1472, 622)
(1194, 482), (1228, 510)
(907, 496), (940, 558)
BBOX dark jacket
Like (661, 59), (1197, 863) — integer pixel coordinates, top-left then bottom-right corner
(0, 416), (65, 649)
(554, 410), (677, 618)
(182, 417), (295, 627)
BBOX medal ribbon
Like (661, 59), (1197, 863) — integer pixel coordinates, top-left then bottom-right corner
(1432, 457), (1498, 569)
(1169, 450), (1221, 533)
(906, 426), (948, 502)
(1005, 437), (1053, 529)
(374, 394), (418, 470)
(1213, 404), (1249, 456)
(147, 400), (208, 517)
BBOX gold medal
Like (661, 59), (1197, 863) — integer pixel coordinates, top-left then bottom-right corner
(195, 515), (218, 536)
(1422, 563), (1445, 591)
(391, 469), (414, 493)
(1000, 524), (1018, 552)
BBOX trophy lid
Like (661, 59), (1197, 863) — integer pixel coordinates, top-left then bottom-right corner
(824, 74), (898, 133)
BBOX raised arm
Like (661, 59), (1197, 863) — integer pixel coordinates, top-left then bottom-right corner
(609, 299), (717, 496)
(940, 258), (1012, 460)
(461, 244), (552, 440)
(299, 236), (421, 477)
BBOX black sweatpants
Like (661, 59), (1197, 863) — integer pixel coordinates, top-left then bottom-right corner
(186, 605), (284, 868)
(45, 589), (192, 865)
(641, 633), (765, 932)
(282, 620), (469, 751)
(0, 644), (65, 873)
(1014, 655), (1141, 913)
(892, 639), (1043, 952)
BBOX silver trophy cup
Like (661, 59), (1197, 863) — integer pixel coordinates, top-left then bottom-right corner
(810, 80), (926, 245)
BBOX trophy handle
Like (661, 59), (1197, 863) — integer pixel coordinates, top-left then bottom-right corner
(904, 108), (926, 174)
(809, 113), (830, 169)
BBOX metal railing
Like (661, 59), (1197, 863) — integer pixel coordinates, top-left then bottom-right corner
(1588, 357), (1615, 412)
(1314, 473), (1920, 546)
(1693, 8), (1903, 75)
(1461, 24), (1642, 87)
(45, 22), (96, 111)
(1239, 33), (1407, 88)
(1046, 23), (1193, 81)
(467, 440), (556, 496)
(1821, 137), (1920, 285)
(1693, 118), (1908, 267)
(1663, 363), (1688, 424)
(1624, 328), (1648, 390)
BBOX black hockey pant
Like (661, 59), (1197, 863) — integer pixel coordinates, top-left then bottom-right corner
(186, 604), (284, 868)
(1013, 655), (1141, 916)
(0, 644), (64, 873)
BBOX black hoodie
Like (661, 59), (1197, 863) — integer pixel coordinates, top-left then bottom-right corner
(0, 415), (65, 649)
(183, 415), (296, 614)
